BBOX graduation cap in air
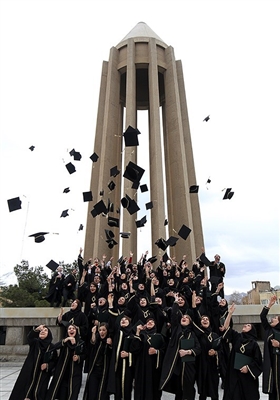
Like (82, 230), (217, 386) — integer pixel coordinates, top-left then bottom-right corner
(107, 199), (114, 213)
(90, 152), (99, 163)
(123, 125), (141, 147)
(110, 165), (120, 177)
(203, 115), (210, 122)
(99, 190), (104, 196)
(29, 232), (49, 243)
(147, 256), (157, 264)
(140, 184), (148, 193)
(46, 259), (59, 271)
(155, 238), (168, 251)
(65, 162), (76, 174)
(166, 236), (179, 247)
(223, 188), (234, 200)
(136, 215), (147, 228)
(121, 195), (140, 215)
(108, 216), (119, 228)
(29, 145), (35, 151)
(105, 229), (115, 241)
(120, 232), (131, 239)
(78, 224), (84, 231)
(108, 181), (116, 191)
(63, 187), (70, 193)
(145, 201), (153, 210)
(83, 191), (93, 202)
(7, 197), (22, 212)
(189, 185), (199, 193)
(178, 224), (192, 240)
(92, 200), (107, 216)
(164, 218), (168, 226)
(60, 210), (69, 218)
(73, 151), (82, 161)
(123, 161), (145, 184)
(69, 149), (75, 156)
(107, 238), (118, 249)
(162, 253), (169, 263)
(206, 178), (211, 184)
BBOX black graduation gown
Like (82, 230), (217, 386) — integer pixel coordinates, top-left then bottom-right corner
(222, 328), (263, 400)
(46, 336), (85, 400)
(83, 335), (112, 400)
(107, 325), (135, 400)
(44, 272), (65, 306)
(260, 306), (280, 397)
(9, 328), (57, 400)
(160, 303), (201, 400)
(131, 328), (166, 400)
(193, 322), (221, 399)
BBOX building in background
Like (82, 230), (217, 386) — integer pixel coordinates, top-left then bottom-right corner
(84, 22), (204, 262)
(242, 281), (280, 305)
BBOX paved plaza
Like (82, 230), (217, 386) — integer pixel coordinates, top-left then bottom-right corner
(0, 361), (269, 400)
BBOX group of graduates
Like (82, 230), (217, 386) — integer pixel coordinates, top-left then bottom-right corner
(10, 249), (280, 400)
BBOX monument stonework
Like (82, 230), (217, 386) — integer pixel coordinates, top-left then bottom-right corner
(84, 22), (204, 262)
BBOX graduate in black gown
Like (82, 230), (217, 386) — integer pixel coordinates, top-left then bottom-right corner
(160, 294), (201, 400)
(131, 318), (166, 400)
(83, 323), (112, 400)
(192, 291), (221, 400)
(260, 294), (280, 400)
(107, 315), (135, 400)
(57, 299), (88, 341)
(46, 324), (85, 400)
(9, 325), (57, 400)
(222, 303), (263, 400)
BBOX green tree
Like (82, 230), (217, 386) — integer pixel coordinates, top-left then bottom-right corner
(0, 259), (77, 307)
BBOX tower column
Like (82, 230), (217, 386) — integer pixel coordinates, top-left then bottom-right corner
(123, 38), (137, 257)
(148, 38), (166, 257)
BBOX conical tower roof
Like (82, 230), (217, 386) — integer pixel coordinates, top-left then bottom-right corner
(117, 22), (167, 47)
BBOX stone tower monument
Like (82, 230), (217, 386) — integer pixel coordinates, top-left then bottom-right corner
(84, 22), (204, 263)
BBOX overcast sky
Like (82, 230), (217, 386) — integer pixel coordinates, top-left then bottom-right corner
(0, 0), (279, 295)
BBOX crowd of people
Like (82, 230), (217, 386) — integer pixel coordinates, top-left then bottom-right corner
(10, 248), (280, 400)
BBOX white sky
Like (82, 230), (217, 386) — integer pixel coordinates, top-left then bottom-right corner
(0, 0), (279, 295)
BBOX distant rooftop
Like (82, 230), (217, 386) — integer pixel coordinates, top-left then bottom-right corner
(117, 22), (167, 47)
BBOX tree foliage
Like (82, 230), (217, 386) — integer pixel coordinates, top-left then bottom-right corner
(0, 259), (77, 307)
(228, 291), (244, 305)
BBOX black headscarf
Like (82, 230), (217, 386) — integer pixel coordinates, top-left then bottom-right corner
(38, 327), (53, 350)
(241, 324), (258, 341)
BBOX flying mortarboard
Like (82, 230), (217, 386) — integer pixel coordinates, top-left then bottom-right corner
(46, 259), (59, 272)
(78, 224), (84, 231)
(155, 238), (168, 251)
(178, 224), (192, 240)
(123, 161), (145, 184)
(105, 229), (115, 241)
(203, 115), (210, 122)
(29, 232), (49, 243)
(166, 236), (179, 247)
(145, 201), (153, 210)
(107, 199), (114, 213)
(135, 215), (147, 228)
(162, 253), (169, 263)
(108, 181), (116, 191)
(92, 200), (107, 216)
(107, 238), (118, 249)
(69, 149), (75, 156)
(120, 232), (131, 239)
(140, 184), (148, 193)
(99, 190), (104, 196)
(63, 187), (70, 193)
(83, 191), (93, 202)
(127, 199), (140, 215)
(189, 185), (199, 193)
(110, 165), (120, 177)
(65, 162), (76, 174)
(60, 210), (69, 218)
(108, 216), (119, 228)
(29, 145), (35, 151)
(90, 152), (99, 163)
(7, 197), (22, 212)
(223, 188), (234, 200)
(73, 151), (82, 161)
(206, 178), (211, 184)
(164, 218), (168, 226)
(121, 195), (130, 209)
(123, 125), (141, 147)
(199, 252), (211, 267)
